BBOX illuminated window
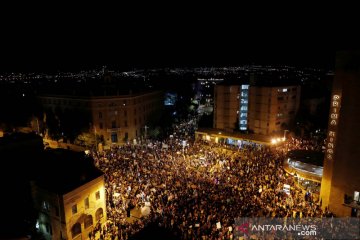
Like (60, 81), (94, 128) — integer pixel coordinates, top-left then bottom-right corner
(43, 201), (50, 211)
(241, 85), (249, 89)
(355, 191), (360, 202)
(96, 191), (100, 200)
(72, 204), (77, 215)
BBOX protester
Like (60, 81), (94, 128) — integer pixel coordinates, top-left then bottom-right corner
(89, 118), (327, 240)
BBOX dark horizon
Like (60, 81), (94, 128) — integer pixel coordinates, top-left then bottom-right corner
(1, 23), (336, 73)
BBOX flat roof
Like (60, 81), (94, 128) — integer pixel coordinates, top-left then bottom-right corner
(34, 149), (103, 194)
(287, 150), (324, 167)
(196, 128), (272, 145)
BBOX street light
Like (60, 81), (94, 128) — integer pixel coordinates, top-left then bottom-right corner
(284, 130), (289, 140)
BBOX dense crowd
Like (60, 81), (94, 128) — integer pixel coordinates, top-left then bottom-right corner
(284, 136), (325, 152)
(89, 119), (329, 240)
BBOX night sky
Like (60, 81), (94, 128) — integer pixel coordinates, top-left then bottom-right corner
(0, 9), (337, 73)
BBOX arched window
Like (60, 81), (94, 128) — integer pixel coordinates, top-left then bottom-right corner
(95, 208), (104, 221)
(84, 215), (93, 228)
(71, 222), (81, 238)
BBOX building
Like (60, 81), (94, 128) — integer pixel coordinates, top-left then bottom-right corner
(0, 132), (44, 238)
(213, 84), (241, 131)
(31, 149), (106, 240)
(39, 91), (163, 145)
(213, 81), (300, 136)
(195, 128), (273, 146)
(248, 85), (301, 135)
(320, 51), (360, 217)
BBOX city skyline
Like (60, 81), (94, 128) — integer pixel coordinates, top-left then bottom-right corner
(1, 42), (336, 73)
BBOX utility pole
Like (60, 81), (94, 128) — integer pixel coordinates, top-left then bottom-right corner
(36, 117), (40, 134)
(94, 126), (98, 151)
(144, 125), (149, 139)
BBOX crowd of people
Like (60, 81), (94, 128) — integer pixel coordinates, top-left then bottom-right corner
(284, 136), (325, 152)
(89, 119), (330, 240)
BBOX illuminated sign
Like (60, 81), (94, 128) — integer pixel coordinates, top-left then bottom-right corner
(239, 85), (249, 130)
(326, 94), (341, 160)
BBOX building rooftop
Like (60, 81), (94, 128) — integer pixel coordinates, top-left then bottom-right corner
(196, 128), (272, 145)
(287, 150), (324, 167)
(34, 149), (103, 194)
(39, 90), (163, 100)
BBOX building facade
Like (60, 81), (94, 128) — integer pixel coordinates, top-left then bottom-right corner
(31, 151), (106, 240)
(248, 85), (301, 135)
(39, 91), (163, 145)
(214, 84), (300, 136)
(213, 85), (240, 131)
(320, 51), (360, 217)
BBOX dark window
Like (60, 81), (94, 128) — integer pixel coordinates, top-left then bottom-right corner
(55, 206), (59, 217)
(111, 133), (118, 143)
(134, 109), (136, 115)
(134, 119), (137, 125)
(46, 223), (52, 235)
(84, 215), (93, 228)
(72, 205), (77, 215)
(96, 191), (100, 200)
(99, 122), (103, 129)
(85, 197), (89, 209)
(71, 223), (81, 238)
(125, 132), (128, 140)
(276, 122), (281, 125)
(124, 121), (128, 127)
(124, 110), (127, 117)
(99, 112), (102, 119)
(95, 208), (104, 221)
(111, 121), (116, 128)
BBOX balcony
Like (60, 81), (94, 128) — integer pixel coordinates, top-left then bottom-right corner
(107, 128), (121, 132)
